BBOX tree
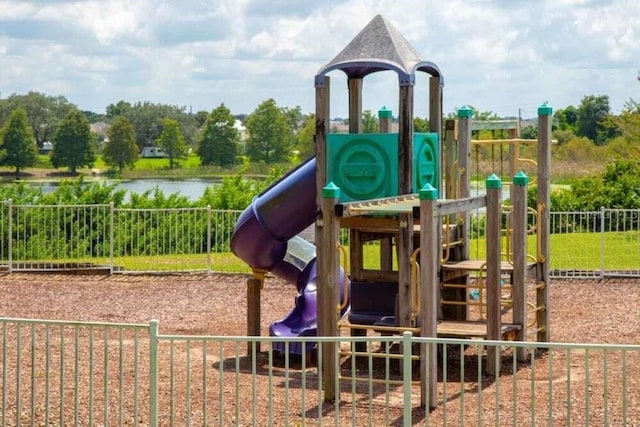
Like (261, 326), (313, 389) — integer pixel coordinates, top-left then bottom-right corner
(157, 118), (188, 169)
(612, 98), (640, 144)
(0, 107), (37, 175)
(107, 101), (198, 150)
(295, 114), (316, 159)
(362, 110), (379, 133)
(554, 105), (578, 132)
(105, 100), (132, 118)
(194, 111), (209, 128)
(51, 109), (95, 174)
(0, 92), (75, 148)
(576, 95), (612, 145)
(414, 117), (429, 133)
(103, 116), (139, 173)
(520, 125), (538, 140)
(245, 99), (293, 163)
(282, 106), (303, 134)
(197, 104), (238, 167)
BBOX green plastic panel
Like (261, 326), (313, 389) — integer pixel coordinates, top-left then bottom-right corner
(326, 133), (398, 202)
(412, 132), (439, 193)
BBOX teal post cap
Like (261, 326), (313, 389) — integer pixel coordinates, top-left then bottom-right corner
(513, 170), (529, 186)
(457, 105), (473, 118)
(322, 182), (341, 199)
(538, 102), (553, 116)
(485, 173), (502, 189)
(419, 183), (438, 200)
(378, 106), (392, 119)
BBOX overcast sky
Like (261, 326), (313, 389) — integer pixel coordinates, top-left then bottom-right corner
(1, 0), (638, 119)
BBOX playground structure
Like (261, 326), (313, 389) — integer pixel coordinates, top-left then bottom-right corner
(231, 15), (551, 409)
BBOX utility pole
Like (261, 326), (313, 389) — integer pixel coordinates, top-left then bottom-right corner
(518, 107), (522, 137)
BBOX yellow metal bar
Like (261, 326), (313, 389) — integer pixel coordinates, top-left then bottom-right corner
(251, 269), (268, 288)
(337, 244), (349, 313)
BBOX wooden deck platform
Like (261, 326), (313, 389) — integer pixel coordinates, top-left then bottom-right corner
(441, 259), (537, 281)
(437, 320), (521, 340)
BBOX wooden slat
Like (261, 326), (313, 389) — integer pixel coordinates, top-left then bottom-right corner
(437, 320), (520, 339)
(442, 260), (536, 273)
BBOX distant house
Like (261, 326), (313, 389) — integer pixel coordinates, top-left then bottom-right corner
(40, 141), (53, 154)
(141, 146), (168, 158)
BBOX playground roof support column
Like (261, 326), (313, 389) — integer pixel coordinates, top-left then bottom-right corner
(398, 85), (414, 194)
(397, 84), (414, 329)
(314, 76), (340, 402)
(537, 102), (553, 343)
(348, 78), (363, 133)
(429, 76), (442, 136)
(430, 76), (443, 194)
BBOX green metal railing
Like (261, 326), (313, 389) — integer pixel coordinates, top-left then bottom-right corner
(2, 317), (639, 426)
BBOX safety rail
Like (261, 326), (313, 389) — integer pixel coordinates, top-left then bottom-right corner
(0, 202), (639, 277)
(2, 317), (639, 426)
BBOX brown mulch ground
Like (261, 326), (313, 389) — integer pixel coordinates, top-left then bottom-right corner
(1, 273), (639, 425)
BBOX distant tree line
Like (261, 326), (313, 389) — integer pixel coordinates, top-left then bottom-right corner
(1, 91), (639, 179)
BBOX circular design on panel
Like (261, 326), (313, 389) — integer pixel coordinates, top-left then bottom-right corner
(337, 141), (387, 199)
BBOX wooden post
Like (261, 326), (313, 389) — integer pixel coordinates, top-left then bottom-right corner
(429, 76), (442, 137)
(419, 184), (439, 409)
(429, 76), (443, 192)
(315, 76), (330, 204)
(317, 183), (341, 402)
(444, 119), (456, 200)
(485, 174), (502, 376)
(379, 106), (394, 271)
(246, 274), (263, 354)
(398, 85), (414, 194)
(457, 107), (472, 261)
(397, 213), (413, 328)
(512, 171), (529, 360)
(396, 85), (414, 329)
(537, 103), (553, 343)
(348, 78), (363, 134)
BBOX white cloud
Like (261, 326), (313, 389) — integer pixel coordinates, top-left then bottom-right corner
(0, 0), (638, 115)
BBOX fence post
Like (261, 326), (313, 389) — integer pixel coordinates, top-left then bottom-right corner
(8, 199), (12, 273)
(600, 206), (605, 280)
(402, 331), (413, 427)
(149, 319), (159, 427)
(207, 206), (212, 274)
(109, 203), (114, 274)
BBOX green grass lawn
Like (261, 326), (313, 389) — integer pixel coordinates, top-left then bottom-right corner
(15, 230), (639, 274)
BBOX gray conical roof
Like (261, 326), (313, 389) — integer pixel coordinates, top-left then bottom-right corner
(315, 15), (442, 87)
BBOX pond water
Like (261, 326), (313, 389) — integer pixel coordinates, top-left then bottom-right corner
(34, 178), (221, 201)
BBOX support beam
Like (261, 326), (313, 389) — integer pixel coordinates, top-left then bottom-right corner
(379, 106), (394, 271)
(457, 107), (472, 259)
(246, 275), (263, 354)
(398, 85), (414, 194)
(396, 213), (413, 328)
(348, 78), (363, 134)
(485, 174), (502, 376)
(419, 184), (439, 409)
(512, 172), (529, 360)
(317, 183), (341, 402)
(537, 103), (553, 343)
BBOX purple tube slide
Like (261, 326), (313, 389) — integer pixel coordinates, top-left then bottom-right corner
(230, 157), (349, 354)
